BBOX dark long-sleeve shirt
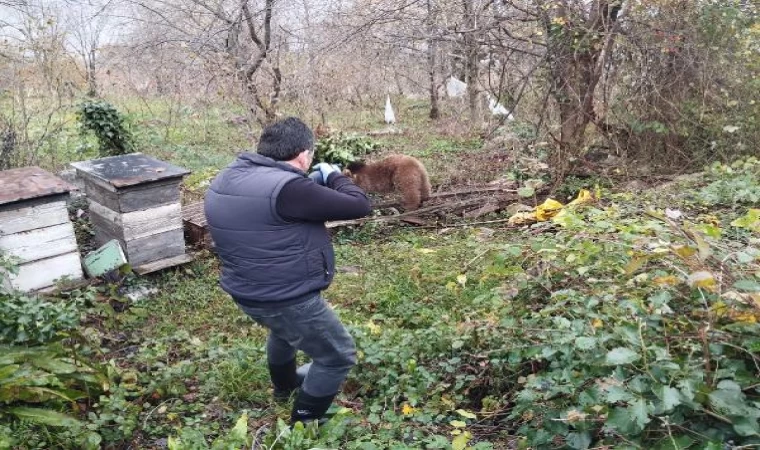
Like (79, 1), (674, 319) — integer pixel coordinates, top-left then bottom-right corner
(276, 172), (372, 222)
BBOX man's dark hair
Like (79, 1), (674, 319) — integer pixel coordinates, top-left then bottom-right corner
(257, 117), (314, 161)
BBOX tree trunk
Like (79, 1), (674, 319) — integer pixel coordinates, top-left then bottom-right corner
(462, 0), (480, 122)
(546, 0), (625, 176)
(86, 49), (97, 97)
(427, 0), (440, 120)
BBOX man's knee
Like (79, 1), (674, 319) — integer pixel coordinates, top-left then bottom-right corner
(341, 345), (357, 369)
(333, 335), (357, 369)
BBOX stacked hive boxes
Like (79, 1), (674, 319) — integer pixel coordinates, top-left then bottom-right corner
(0, 167), (83, 291)
(71, 153), (190, 267)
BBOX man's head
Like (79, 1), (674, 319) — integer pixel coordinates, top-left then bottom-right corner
(257, 117), (314, 170)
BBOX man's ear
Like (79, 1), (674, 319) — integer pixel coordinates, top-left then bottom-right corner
(299, 149), (313, 167)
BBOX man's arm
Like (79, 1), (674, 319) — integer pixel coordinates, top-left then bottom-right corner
(277, 173), (372, 222)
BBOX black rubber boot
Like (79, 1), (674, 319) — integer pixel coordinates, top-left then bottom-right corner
(290, 390), (335, 426)
(269, 359), (300, 402)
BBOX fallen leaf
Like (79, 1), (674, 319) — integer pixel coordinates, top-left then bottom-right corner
(723, 125), (740, 133)
(672, 245), (697, 258)
(566, 409), (587, 423)
(653, 275), (680, 286)
(508, 211), (537, 226)
(456, 409), (477, 419)
(688, 271), (716, 289)
(665, 208), (682, 220)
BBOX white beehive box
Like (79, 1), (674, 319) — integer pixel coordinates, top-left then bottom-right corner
(0, 167), (83, 291)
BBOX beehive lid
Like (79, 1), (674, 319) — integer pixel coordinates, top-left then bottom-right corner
(0, 166), (74, 206)
(70, 153), (190, 191)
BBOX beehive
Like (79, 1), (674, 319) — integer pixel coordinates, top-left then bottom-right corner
(182, 201), (214, 250)
(71, 153), (191, 269)
(0, 167), (83, 291)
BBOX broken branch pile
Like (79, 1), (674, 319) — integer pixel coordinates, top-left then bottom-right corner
(327, 182), (538, 228)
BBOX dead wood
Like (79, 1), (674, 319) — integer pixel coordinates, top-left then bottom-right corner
(327, 184), (537, 228)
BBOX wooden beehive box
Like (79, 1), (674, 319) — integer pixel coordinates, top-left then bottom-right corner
(182, 201), (214, 250)
(71, 153), (192, 270)
(0, 167), (84, 292)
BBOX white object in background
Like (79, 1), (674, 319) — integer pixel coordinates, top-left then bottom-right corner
(446, 76), (467, 97)
(384, 95), (396, 124)
(487, 93), (514, 121)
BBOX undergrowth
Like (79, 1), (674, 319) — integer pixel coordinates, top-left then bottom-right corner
(1, 159), (759, 449)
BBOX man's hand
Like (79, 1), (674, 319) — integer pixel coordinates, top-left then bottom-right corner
(308, 170), (325, 185)
(311, 163), (341, 185)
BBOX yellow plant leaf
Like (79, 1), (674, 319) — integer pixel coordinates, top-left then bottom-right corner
(508, 211), (537, 226)
(750, 293), (760, 308)
(732, 312), (758, 324)
(688, 229), (712, 261)
(402, 404), (416, 416)
(624, 257), (647, 275)
(688, 271), (716, 289)
(672, 245), (697, 258)
(653, 275), (680, 286)
(367, 320), (381, 335)
(452, 431), (472, 450)
(450, 420), (467, 428)
(730, 209), (760, 232)
(457, 274), (467, 287)
(456, 409), (477, 419)
(592, 318), (603, 329)
(711, 301), (729, 317)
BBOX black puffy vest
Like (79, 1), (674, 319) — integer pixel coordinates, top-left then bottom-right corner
(204, 153), (335, 307)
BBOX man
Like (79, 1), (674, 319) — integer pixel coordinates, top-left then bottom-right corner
(204, 117), (371, 425)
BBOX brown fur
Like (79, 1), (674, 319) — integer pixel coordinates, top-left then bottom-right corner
(347, 154), (432, 211)
(315, 123), (331, 139)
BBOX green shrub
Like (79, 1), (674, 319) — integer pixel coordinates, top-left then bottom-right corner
(314, 132), (380, 166)
(77, 100), (134, 157)
(0, 292), (81, 345)
(697, 157), (760, 207)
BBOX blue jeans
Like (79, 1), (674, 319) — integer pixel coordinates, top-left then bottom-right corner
(237, 295), (357, 397)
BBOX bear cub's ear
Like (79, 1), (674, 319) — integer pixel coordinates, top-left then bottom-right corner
(346, 161), (366, 173)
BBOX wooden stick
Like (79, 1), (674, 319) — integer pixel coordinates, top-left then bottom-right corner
(370, 185), (518, 209)
(326, 193), (522, 228)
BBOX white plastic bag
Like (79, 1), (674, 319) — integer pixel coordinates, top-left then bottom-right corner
(487, 93), (514, 120)
(445, 76), (467, 98)
(384, 95), (396, 124)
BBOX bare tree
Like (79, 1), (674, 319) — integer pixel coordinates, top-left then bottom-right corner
(126, 0), (281, 126)
(538, 0), (626, 174)
(427, 0), (440, 119)
(65, 0), (115, 97)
